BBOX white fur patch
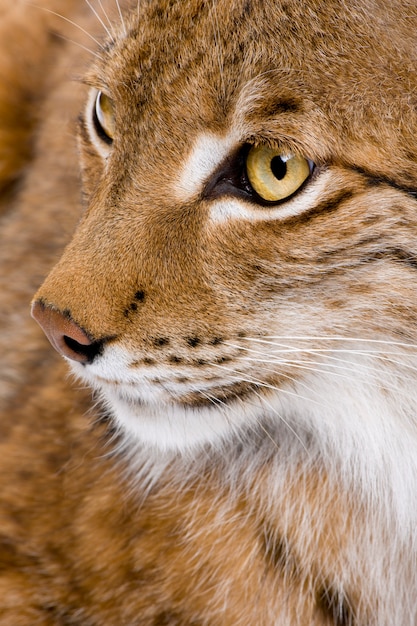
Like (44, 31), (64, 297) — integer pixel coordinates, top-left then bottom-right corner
(174, 130), (333, 225)
(174, 131), (239, 200)
(69, 345), (254, 452)
(209, 170), (332, 223)
(69, 340), (417, 511)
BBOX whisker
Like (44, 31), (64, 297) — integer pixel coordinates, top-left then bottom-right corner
(242, 335), (417, 351)
(227, 338), (417, 375)
(114, 0), (127, 36)
(52, 33), (103, 60)
(84, 0), (113, 40)
(233, 339), (417, 384)
(237, 355), (411, 397)
(365, 354), (417, 375)
(250, 388), (309, 452)
(193, 384), (283, 452)
(209, 361), (329, 409)
(228, 340), (412, 358)
(240, 353), (368, 380)
(236, 338), (383, 372)
(28, 4), (107, 51)
(96, 0), (116, 32)
(229, 355), (345, 400)
(229, 339), (417, 394)
(194, 365), (309, 451)
(190, 386), (240, 438)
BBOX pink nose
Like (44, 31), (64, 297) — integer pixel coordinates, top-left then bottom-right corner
(31, 301), (99, 363)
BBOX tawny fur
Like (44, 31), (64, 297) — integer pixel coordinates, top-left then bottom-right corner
(1, 1), (417, 624)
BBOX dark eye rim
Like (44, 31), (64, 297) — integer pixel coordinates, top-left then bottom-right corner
(203, 143), (315, 207)
(92, 91), (114, 146)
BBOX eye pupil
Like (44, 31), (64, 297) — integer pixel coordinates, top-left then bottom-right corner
(245, 145), (312, 203)
(270, 156), (287, 181)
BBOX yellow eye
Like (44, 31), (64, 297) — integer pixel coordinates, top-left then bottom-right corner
(246, 145), (311, 202)
(94, 91), (115, 142)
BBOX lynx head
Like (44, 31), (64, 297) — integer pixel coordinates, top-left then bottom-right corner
(32, 0), (417, 456)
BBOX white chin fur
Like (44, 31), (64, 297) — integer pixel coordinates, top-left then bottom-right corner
(99, 389), (251, 453)
(68, 357), (258, 453)
(68, 347), (417, 530)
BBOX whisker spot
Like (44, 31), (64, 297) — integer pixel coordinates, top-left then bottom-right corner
(186, 336), (201, 348)
(169, 355), (183, 364)
(153, 337), (170, 347)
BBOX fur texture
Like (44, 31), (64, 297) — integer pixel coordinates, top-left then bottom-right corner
(1, 0), (417, 624)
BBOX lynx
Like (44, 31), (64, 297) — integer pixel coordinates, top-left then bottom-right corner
(1, 0), (417, 624)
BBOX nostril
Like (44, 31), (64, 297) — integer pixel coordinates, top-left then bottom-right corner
(31, 300), (103, 364)
(63, 334), (103, 363)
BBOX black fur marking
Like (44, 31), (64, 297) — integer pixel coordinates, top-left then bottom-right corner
(215, 356), (232, 364)
(186, 337), (200, 348)
(262, 524), (299, 579)
(152, 610), (202, 625)
(316, 584), (354, 626)
(352, 165), (417, 199)
(153, 337), (170, 347)
(95, 408), (115, 427)
(135, 290), (146, 302)
(365, 247), (417, 270)
(261, 525), (355, 624)
(285, 190), (354, 227)
(261, 96), (302, 118)
(124, 295), (143, 317)
(169, 355), (183, 364)
(39, 606), (77, 626)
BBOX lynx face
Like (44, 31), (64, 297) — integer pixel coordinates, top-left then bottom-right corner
(32, 0), (417, 459)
